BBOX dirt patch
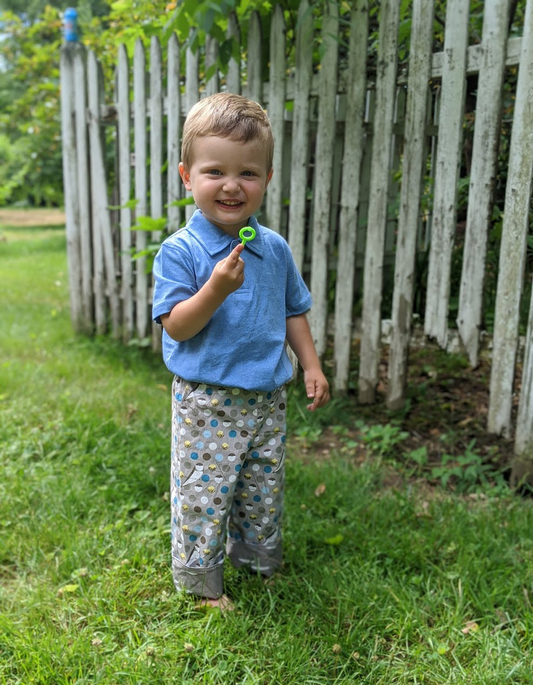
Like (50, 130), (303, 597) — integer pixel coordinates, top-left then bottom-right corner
(0, 208), (66, 227)
(295, 342), (516, 491)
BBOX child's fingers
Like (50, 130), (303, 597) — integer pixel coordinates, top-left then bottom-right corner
(221, 243), (245, 274)
(229, 243), (245, 261)
(306, 380), (320, 411)
(306, 380), (330, 411)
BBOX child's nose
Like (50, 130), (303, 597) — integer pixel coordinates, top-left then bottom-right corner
(222, 176), (239, 192)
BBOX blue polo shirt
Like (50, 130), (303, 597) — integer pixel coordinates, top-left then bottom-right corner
(152, 210), (312, 391)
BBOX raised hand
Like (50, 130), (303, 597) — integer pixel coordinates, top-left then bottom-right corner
(161, 243), (247, 342)
(208, 243), (246, 297)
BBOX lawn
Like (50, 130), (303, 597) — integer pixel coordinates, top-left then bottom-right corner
(1, 218), (533, 684)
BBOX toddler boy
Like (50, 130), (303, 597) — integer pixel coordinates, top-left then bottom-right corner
(152, 92), (329, 608)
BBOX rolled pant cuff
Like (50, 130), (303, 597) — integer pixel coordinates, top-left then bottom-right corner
(227, 538), (282, 577)
(172, 556), (224, 599)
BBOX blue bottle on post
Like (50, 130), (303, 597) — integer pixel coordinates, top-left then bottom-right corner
(64, 8), (78, 43)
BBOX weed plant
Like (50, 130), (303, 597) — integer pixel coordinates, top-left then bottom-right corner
(2, 224), (533, 683)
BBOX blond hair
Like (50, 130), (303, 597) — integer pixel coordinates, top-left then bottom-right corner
(181, 92), (274, 171)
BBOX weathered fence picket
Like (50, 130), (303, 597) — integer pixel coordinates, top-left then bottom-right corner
(205, 35), (219, 97)
(167, 33), (182, 233)
(246, 11), (262, 104)
(358, 0), (400, 404)
(226, 13), (241, 95)
(333, 0), (368, 394)
(60, 44), (83, 334)
(489, 0), (533, 439)
(184, 44), (198, 222)
(116, 44), (134, 341)
(266, 4), (286, 235)
(424, 0), (469, 350)
(133, 39), (148, 339)
(457, 0), (511, 368)
(88, 50), (121, 338)
(150, 37), (164, 241)
(309, 0), (339, 359)
(517, 284), (533, 456)
(287, 0), (313, 275)
(73, 50), (92, 332)
(387, 0), (436, 410)
(60, 1), (533, 460)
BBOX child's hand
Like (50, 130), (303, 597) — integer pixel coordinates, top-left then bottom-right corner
(209, 243), (245, 297)
(304, 369), (330, 411)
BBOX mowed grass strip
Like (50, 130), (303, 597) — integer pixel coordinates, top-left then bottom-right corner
(1, 222), (533, 684)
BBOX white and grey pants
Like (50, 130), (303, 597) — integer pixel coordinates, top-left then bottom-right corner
(170, 377), (287, 599)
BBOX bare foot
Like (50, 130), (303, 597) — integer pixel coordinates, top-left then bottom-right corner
(195, 594), (235, 613)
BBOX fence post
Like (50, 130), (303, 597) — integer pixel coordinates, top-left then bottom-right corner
(60, 42), (84, 333)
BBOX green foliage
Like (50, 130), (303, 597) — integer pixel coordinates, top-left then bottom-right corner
(0, 0), (286, 207)
(0, 0), (108, 23)
(430, 443), (508, 494)
(356, 420), (409, 458)
(405, 440), (509, 495)
(129, 196), (195, 271)
(0, 6), (63, 206)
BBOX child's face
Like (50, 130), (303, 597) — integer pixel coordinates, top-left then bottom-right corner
(179, 136), (273, 236)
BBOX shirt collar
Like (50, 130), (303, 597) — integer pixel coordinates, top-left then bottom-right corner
(188, 210), (264, 259)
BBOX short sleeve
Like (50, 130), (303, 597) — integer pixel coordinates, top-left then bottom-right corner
(283, 241), (312, 317)
(152, 239), (198, 324)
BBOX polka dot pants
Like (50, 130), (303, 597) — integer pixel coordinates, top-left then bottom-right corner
(170, 377), (287, 599)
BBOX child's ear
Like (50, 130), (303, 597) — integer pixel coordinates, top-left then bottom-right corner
(265, 168), (273, 189)
(179, 162), (192, 190)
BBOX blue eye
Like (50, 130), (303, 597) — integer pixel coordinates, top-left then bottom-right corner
(208, 169), (222, 176)
(241, 171), (255, 177)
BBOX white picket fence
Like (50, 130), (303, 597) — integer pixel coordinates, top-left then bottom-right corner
(60, 0), (533, 457)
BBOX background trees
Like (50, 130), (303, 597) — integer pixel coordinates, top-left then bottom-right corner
(0, 0), (527, 207)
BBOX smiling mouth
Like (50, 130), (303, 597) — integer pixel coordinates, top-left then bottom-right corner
(217, 200), (244, 208)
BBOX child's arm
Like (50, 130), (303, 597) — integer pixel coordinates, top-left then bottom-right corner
(161, 243), (245, 341)
(286, 313), (330, 411)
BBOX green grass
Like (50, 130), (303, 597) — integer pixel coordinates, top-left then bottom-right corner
(2, 223), (533, 684)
